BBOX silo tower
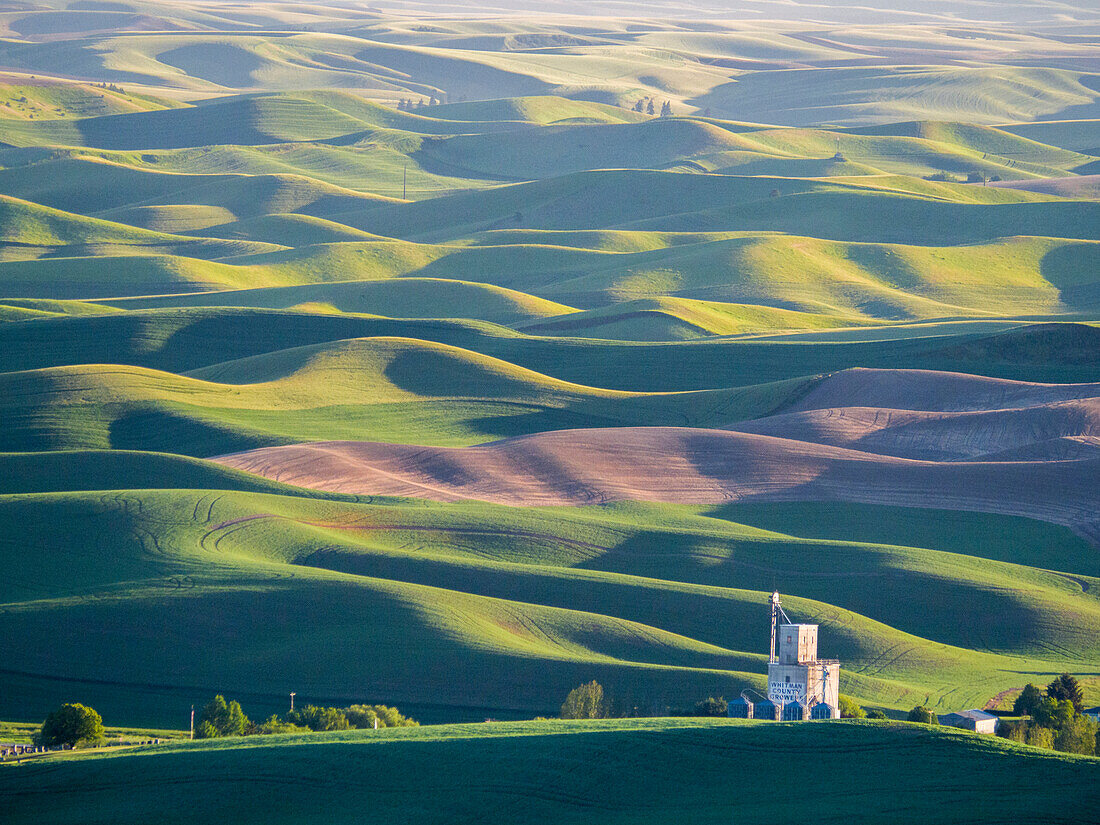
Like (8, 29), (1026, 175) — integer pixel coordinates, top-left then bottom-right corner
(766, 591), (840, 718)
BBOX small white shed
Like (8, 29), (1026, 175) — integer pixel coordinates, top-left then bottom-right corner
(939, 709), (999, 734)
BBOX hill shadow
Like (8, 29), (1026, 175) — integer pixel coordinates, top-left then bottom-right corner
(108, 408), (280, 457)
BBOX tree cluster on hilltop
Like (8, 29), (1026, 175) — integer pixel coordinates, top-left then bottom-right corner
(1001, 674), (1098, 755)
(632, 97), (673, 116)
(397, 95), (444, 110)
(194, 695), (417, 738)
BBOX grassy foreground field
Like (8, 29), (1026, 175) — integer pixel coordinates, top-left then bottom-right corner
(2, 719), (1097, 824)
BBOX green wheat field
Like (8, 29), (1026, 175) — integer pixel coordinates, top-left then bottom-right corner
(0, 0), (1098, 821)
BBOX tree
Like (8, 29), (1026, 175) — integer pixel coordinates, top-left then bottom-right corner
(1032, 697), (1075, 731)
(429, 95), (440, 106)
(1025, 723), (1054, 750)
(299, 703), (421, 731)
(838, 695), (866, 719)
(254, 715), (309, 735)
(693, 697), (727, 717)
(632, 99), (644, 112)
(866, 708), (887, 720)
(560, 681), (607, 719)
(660, 100), (672, 117)
(1047, 673), (1084, 711)
(344, 705), (380, 729)
(39, 703), (104, 748)
(907, 706), (938, 725)
(196, 695), (250, 738)
(356, 704), (417, 728)
(646, 98), (655, 116)
(1053, 714), (1098, 755)
(286, 705), (350, 732)
(1013, 683), (1043, 717)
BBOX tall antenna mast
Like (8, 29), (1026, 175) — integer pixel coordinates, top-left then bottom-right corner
(770, 591), (780, 663)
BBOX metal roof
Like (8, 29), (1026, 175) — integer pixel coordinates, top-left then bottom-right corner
(942, 709), (998, 722)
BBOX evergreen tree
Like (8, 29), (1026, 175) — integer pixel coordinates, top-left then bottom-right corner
(1047, 673), (1084, 711)
(1013, 683), (1043, 716)
(646, 98), (655, 116)
(632, 99), (645, 112)
(660, 100), (672, 116)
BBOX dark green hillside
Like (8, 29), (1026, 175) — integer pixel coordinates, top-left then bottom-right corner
(1, 487), (1096, 724)
(0, 195), (272, 260)
(0, 157), (390, 221)
(0, 450), (363, 499)
(2, 721), (1097, 825)
(0, 343), (815, 452)
(0, 95), (377, 149)
(0, 310), (1095, 388)
(103, 277), (576, 324)
(347, 169), (1098, 246)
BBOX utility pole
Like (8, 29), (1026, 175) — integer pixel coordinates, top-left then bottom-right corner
(190, 705), (194, 740)
(290, 692), (296, 713)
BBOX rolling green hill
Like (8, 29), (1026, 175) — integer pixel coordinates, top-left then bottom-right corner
(1, 481), (1097, 724)
(2, 720), (1097, 825)
(0, 194), (274, 261)
(1, 309), (1096, 388)
(9, 227), (1096, 319)
(694, 65), (1100, 127)
(1, 10), (1099, 792)
(0, 339), (817, 452)
(0, 81), (181, 120)
(515, 297), (867, 340)
(105, 277), (577, 324)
